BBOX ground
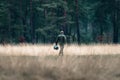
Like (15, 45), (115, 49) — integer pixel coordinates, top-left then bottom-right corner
(0, 55), (120, 80)
(0, 44), (120, 80)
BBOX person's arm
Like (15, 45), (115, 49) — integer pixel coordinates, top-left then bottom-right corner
(55, 36), (59, 45)
(64, 35), (67, 44)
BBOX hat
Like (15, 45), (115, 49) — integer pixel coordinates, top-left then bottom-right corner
(60, 30), (64, 34)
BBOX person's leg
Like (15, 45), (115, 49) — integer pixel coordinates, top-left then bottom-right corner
(59, 45), (64, 56)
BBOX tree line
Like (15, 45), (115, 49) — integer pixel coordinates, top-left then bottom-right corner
(0, 0), (120, 44)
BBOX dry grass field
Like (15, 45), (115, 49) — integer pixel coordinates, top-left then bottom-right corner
(0, 44), (120, 80)
(0, 44), (120, 56)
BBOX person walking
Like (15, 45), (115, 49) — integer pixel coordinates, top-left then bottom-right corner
(55, 30), (66, 56)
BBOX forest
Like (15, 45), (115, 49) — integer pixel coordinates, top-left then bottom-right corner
(0, 0), (120, 44)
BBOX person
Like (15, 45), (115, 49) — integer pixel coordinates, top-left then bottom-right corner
(55, 30), (66, 56)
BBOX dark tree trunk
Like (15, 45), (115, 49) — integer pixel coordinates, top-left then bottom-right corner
(43, 8), (47, 43)
(8, 0), (12, 43)
(113, 13), (118, 43)
(113, 0), (119, 43)
(63, 9), (67, 34)
(8, 9), (11, 43)
(92, 24), (96, 42)
(63, 0), (68, 35)
(20, 0), (23, 36)
(75, 0), (80, 44)
(100, 26), (103, 36)
(30, 0), (35, 43)
(23, 0), (28, 42)
(100, 25), (103, 43)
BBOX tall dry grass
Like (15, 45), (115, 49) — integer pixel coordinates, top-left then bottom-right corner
(0, 44), (120, 56)
(0, 44), (120, 80)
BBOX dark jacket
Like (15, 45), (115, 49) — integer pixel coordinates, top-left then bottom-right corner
(56, 34), (66, 45)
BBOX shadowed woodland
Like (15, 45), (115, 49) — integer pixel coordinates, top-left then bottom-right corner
(0, 0), (120, 44)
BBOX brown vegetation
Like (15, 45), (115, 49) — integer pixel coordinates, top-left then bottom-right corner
(0, 44), (120, 80)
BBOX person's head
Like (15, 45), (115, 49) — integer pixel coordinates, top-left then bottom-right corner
(60, 30), (64, 34)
